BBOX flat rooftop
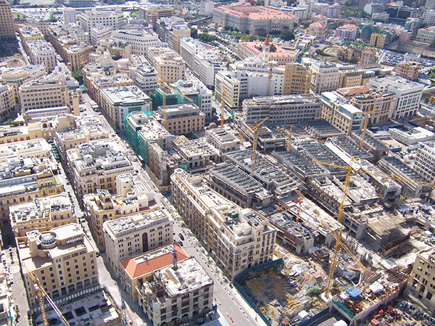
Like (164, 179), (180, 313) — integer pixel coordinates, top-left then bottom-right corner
(304, 120), (344, 138)
(104, 210), (170, 236)
(329, 136), (372, 160)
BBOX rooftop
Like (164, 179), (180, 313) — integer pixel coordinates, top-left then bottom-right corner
(104, 211), (171, 236)
(101, 86), (150, 104)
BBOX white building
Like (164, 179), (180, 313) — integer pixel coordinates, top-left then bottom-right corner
(103, 211), (173, 276)
(422, 10), (435, 25)
(112, 29), (160, 55)
(129, 55), (158, 94)
(368, 76), (424, 119)
(172, 78), (213, 118)
(389, 127), (434, 146)
(0, 84), (15, 119)
(310, 60), (340, 94)
(90, 25), (113, 46)
(26, 40), (57, 73)
(63, 8), (77, 25)
(416, 27), (435, 44)
(79, 8), (125, 39)
(414, 143), (435, 183)
(200, 0), (215, 15)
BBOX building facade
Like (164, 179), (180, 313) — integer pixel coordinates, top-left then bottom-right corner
(413, 143), (435, 183)
(0, 0), (15, 40)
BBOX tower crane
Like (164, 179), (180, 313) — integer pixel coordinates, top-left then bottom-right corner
(276, 126), (323, 150)
(312, 158), (356, 298)
(250, 117), (269, 177)
(219, 88), (236, 128)
(28, 272), (70, 326)
(359, 107), (380, 147)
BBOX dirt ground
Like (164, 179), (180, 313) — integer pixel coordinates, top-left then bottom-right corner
(0, 53), (26, 68)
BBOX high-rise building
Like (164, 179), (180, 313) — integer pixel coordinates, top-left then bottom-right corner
(0, 0), (15, 40)
(283, 63), (308, 95)
(395, 62), (420, 81)
(310, 60), (340, 94)
(79, 8), (125, 40)
(414, 143), (435, 183)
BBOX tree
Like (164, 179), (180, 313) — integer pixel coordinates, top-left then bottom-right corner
(72, 70), (83, 84)
(270, 44), (277, 52)
(190, 27), (198, 38)
(279, 30), (295, 41)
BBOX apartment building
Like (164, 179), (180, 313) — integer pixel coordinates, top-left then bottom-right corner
(103, 210), (173, 276)
(413, 143), (435, 183)
(171, 169), (277, 279)
(10, 193), (76, 237)
(63, 8), (77, 25)
(406, 248), (435, 313)
(206, 128), (240, 155)
(368, 76), (424, 119)
(213, 4), (297, 35)
(90, 25), (112, 46)
(0, 121), (56, 145)
(120, 244), (188, 302)
(338, 86), (395, 124)
(83, 173), (159, 246)
(417, 27), (435, 44)
(79, 8), (125, 37)
(0, 84), (15, 119)
(369, 33), (387, 48)
(395, 62), (420, 81)
(18, 224), (99, 309)
(283, 63), (308, 95)
(308, 22), (327, 41)
(100, 86), (152, 131)
(138, 257), (214, 326)
(0, 0), (15, 40)
(215, 70), (275, 109)
(171, 78), (213, 118)
(154, 51), (185, 83)
(0, 144), (63, 225)
(310, 60), (340, 94)
(156, 16), (190, 53)
(66, 139), (133, 198)
(18, 26), (44, 53)
(155, 103), (205, 135)
(237, 41), (296, 64)
(335, 24), (358, 40)
(26, 40), (57, 73)
(141, 6), (175, 28)
(320, 91), (364, 135)
(241, 95), (321, 126)
(129, 55), (158, 94)
(112, 29), (160, 55)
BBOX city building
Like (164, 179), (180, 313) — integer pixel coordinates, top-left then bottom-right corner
(308, 21), (327, 41)
(156, 17), (190, 54)
(213, 4), (298, 35)
(155, 103), (205, 135)
(90, 25), (113, 46)
(17, 224), (99, 309)
(310, 60), (340, 94)
(171, 168), (277, 279)
(337, 47), (376, 65)
(237, 41), (296, 64)
(395, 61), (420, 81)
(66, 139), (134, 198)
(120, 244), (188, 302)
(200, 0), (215, 15)
(368, 76), (424, 119)
(0, 148), (63, 225)
(112, 29), (160, 55)
(138, 257), (214, 326)
(283, 63), (308, 95)
(63, 8), (77, 25)
(10, 193), (76, 237)
(79, 8), (125, 38)
(0, 84), (15, 119)
(170, 78), (213, 118)
(335, 24), (358, 40)
(26, 40), (57, 73)
(417, 27), (435, 44)
(100, 86), (152, 130)
(241, 95), (321, 126)
(414, 143), (435, 183)
(320, 91), (364, 135)
(369, 33), (387, 48)
(66, 0), (94, 7)
(103, 211), (173, 276)
(154, 51), (186, 83)
(129, 55), (158, 94)
(338, 86), (395, 124)
(389, 126), (434, 146)
(84, 184), (160, 248)
(406, 247), (435, 313)
(312, 2), (340, 18)
(0, 0), (15, 40)
(141, 6), (175, 28)
(206, 127), (240, 155)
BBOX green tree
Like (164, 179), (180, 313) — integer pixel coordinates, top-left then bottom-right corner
(279, 30), (295, 41)
(190, 27), (198, 38)
(72, 70), (83, 84)
(270, 44), (277, 52)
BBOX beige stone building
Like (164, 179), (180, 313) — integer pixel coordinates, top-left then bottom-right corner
(83, 173), (159, 247)
(18, 224), (99, 309)
(308, 21), (327, 40)
(395, 62), (420, 81)
(10, 193), (76, 237)
(141, 6), (174, 28)
(0, 84), (15, 119)
(120, 244), (188, 302)
(0, 122), (55, 145)
(103, 210), (173, 276)
(310, 60), (340, 94)
(155, 103), (205, 135)
(154, 51), (185, 83)
(283, 63), (308, 95)
(66, 139), (133, 198)
(0, 0), (15, 40)
(171, 169), (277, 279)
(138, 256), (214, 326)
(406, 247), (435, 313)
(369, 33), (387, 48)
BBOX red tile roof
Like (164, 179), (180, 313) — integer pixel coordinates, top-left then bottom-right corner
(121, 244), (189, 279)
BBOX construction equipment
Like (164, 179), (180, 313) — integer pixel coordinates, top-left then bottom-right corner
(28, 272), (70, 326)
(293, 189), (305, 223)
(250, 117), (269, 177)
(276, 125), (294, 151)
(359, 108), (380, 147)
(312, 158), (356, 298)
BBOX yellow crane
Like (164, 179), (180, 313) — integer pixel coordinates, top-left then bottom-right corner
(250, 117), (269, 177)
(312, 158), (356, 298)
(220, 88), (236, 128)
(359, 108), (380, 147)
(28, 272), (70, 326)
(276, 126), (323, 150)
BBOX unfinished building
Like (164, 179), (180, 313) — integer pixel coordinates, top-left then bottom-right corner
(225, 149), (300, 198)
(326, 136), (373, 161)
(304, 120), (344, 139)
(351, 131), (388, 162)
(378, 156), (432, 199)
(205, 162), (273, 209)
(273, 150), (330, 180)
(206, 128), (240, 156)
